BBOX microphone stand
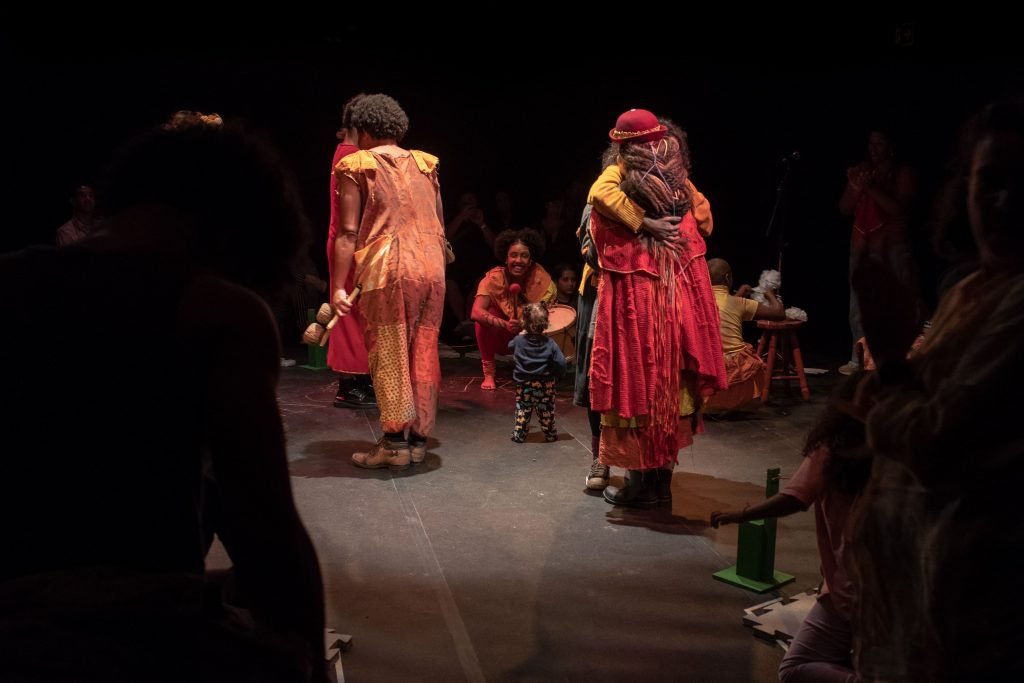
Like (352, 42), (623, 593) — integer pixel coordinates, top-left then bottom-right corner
(765, 157), (797, 289)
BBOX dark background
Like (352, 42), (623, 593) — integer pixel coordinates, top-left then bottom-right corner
(4, 20), (1022, 360)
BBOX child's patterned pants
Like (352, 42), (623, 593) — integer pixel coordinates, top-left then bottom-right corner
(512, 379), (557, 443)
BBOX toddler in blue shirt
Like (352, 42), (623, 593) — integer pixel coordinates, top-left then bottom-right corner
(508, 303), (567, 443)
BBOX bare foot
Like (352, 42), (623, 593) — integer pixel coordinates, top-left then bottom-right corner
(481, 376), (496, 390)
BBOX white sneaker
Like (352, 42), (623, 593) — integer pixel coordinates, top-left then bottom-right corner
(280, 358), (297, 368)
(837, 361), (859, 376)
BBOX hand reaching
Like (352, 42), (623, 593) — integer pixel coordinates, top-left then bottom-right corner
(642, 215), (682, 242)
(710, 509), (744, 528)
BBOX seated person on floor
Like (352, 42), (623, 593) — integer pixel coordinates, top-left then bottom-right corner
(470, 229), (555, 390)
(705, 258), (785, 411)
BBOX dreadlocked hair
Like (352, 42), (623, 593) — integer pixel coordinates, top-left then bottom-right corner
(658, 117), (692, 171)
(619, 135), (692, 218)
(616, 136), (696, 300)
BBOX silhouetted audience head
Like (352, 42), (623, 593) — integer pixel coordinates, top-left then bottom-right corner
(99, 110), (308, 297)
(67, 181), (97, 215)
(866, 126), (896, 164)
(965, 95), (1024, 268)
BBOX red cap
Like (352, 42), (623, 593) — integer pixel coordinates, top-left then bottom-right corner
(609, 109), (667, 144)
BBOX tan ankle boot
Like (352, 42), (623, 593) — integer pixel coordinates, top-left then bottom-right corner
(352, 438), (411, 471)
(481, 360), (496, 390)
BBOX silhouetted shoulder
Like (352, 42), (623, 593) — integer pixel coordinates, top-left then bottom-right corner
(180, 272), (281, 373)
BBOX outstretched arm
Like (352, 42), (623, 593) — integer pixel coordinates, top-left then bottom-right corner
(712, 451), (823, 528)
(710, 493), (807, 528)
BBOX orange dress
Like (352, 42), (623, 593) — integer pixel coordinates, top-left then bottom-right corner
(335, 149), (447, 435)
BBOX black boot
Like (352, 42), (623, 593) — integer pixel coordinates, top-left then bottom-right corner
(603, 469), (657, 507)
(652, 468), (673, 505)
(334, 374), (377, 408)
(333, 376), (354, 408)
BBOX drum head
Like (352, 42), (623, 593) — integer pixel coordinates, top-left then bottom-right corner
(544, 303), (577, 335)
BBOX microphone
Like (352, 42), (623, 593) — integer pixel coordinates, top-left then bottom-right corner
(781, 151), (801, 164)
(508, 283), (521, 297)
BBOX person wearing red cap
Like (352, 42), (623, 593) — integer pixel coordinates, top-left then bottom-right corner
(578, 115), (716, 492)
(586, 109), (727, 506)
(470, 228), (556, 390)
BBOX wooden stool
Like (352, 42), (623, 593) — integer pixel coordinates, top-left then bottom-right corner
(755, 320), (810, 402)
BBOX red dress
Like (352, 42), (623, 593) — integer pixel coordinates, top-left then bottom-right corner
(589, 210), (727, 469)
(326, 142), (370, 374)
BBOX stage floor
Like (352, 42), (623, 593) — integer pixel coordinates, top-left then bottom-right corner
(210, 355), (835, 682)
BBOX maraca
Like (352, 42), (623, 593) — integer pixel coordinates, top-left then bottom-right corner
(508, 282), (522, 323)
